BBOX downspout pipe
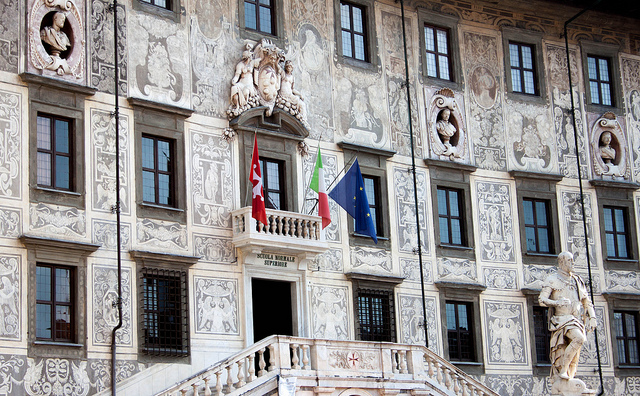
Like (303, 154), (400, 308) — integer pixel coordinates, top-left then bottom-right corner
(398, 0), (429, 348)
(563, 1), (603, 394)
(111, 0), (124, 394)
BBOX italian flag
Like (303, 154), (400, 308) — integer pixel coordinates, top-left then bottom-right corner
(310, 148), (331, 229)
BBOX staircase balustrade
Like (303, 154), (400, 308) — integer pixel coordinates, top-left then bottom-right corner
(155, 336), (498, 396)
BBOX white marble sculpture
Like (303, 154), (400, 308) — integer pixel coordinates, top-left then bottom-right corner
(591, 112), (629, 180)
(539, 252), (597, 396)
(40, 11), (72, 75)
(227, 39), (309, 127)
(428, 88), (466, 160)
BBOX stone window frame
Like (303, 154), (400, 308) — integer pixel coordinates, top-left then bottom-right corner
(232, 108), (309, 214)
(22, 235), (99, 360)
(35, 263), (76, 343)
(130, 250), (199, 363)
(436, 281), (486, 374)
(339, 142), (395, 250)
(580, 40), (623, 115)
(347, 272), (402, 343)
(425, 159), (476, 260)
(511, 171), (563, 266)
(603, 292), (640, 376)
(132, 0), (182, 23)
(333, 0), (379, 71)
(418, 9), (463, 90)
(590, 180), (640, 271)
(130, 98), (193, 224)
(238, 0), (285, 47)
(501, 27), (547, 104)
(522, 288), (553, 376)
(23, 73), (95, 210)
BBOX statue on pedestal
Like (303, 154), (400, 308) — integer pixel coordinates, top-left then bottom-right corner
(539, 252), (597, 396)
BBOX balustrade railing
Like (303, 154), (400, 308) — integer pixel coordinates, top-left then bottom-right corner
(232, 207), (323, 241)
(156, 336), (498, 396)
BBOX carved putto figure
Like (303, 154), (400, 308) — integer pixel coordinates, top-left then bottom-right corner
(227, 39), (308, 127)
(539, 252), (597, 395)
(591, 112), (629, 180)
(428, 88), (466, 161)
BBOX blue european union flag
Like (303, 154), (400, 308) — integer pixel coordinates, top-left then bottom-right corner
(328, 158), (378, 243)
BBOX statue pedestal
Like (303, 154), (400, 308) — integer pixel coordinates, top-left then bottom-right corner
(551, 377), (596, 396)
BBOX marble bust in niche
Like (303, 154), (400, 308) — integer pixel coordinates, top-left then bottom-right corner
(38, 11), (74, 75)
(591, 112), (629, 180)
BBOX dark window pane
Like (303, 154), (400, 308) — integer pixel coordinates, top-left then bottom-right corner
(245, 2), (257, 29)
(535, 201), (547, 226)
(446, 303), (456, 330)
(37, 304), (52, 339)
(606, 234), (616, 257)
(439, 218), (449, 244)
(37, 266), (51, 301)
(449, 190), (459, 217)
(143, 171), (156, 202)
(37, 116), (51, 150)
(511, 69), (522, 92)
(451, 219), (462, 245)
(523, 200), (534, 225)
(55, 156), (70, 189)
(158, 140), (170, 172)
(55, 120), (70, 154)
(259, 7), (272, 34)
(538, 229), (550, 253)
(437, 189), (447, 215)
(158, 174), (170, 205)
(509, 44), (519, 67)
(526, 227), (537, 252)
(37, 153), (52, 186)
(55, 268), (71, 303)
(142, 137), (155, 169)
(618, 235), (628, 258)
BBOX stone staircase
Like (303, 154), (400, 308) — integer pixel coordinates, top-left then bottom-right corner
(154, 335), (498, 396)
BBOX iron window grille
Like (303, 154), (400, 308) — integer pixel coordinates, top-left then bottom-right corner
(37, 114), (73, 191)
(523, 198), (553, 254)
(446, 301), (474, 361)
(533, 306), (551, 364)
(244, 0), (275, 35)
(508, 42), (538, 95)
(141, 268), (189, 357)
(142, 135), (175, 207)
(603, 206), (631, 259)
(259, 158), (286, 211)
(36, 264), (75, 342)
(437, 187), (465, 246)
(356, 288), (395, 342)
(340, 1), (368, 62)
(424, 24), (452, 81)
(587, 55), (613, 106)
(615, 311), (640, 365)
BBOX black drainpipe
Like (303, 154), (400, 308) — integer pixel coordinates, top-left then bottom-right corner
(398, 0), (429, 348)
(111, 0), (124, 393)
(563, 1), (603, 394)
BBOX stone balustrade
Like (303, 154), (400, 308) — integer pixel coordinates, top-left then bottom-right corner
(155, 336), (498, 396)
(231, 207), (329, 257)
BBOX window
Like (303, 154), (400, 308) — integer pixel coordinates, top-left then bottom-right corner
(533, 306), (551, 364)
(356, 288), (395, 342)
(36, 264), (74, 342)
(523, 198), (553, 254)
(361, 175), (381, 236)
(615, 311), (640, 365)
(260, 158), (286, 210)
(446, 301), (474, 361)
(437, 187), (465, 246)
(340, 1), (368, 62)
(37, 114), (73, 191)
(424, 25), (452, 81)
(142, 135), (174, 207)
(508, 42), (537, 95)
(142, 268), (189, 356)
(587, 55), (613, 106)
(604, 206), (630, 259)
(140, 0), (170, 9)
(244, 0), (275, 35)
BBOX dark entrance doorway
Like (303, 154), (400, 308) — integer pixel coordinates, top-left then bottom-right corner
(251, 278), (294, 342)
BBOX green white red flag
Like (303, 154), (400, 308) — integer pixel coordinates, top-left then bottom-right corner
(310, 148), (331, 229)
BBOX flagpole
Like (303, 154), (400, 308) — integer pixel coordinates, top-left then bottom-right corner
(308, 150), (358, 215)
(300, 130), (324, 214)
(245, 129), (258, 207)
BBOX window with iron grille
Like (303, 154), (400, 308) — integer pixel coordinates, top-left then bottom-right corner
(140, 0), (171, 9)
(508, 42), (537, 95)
(356, 288), (395, 342)
(142, 135), (175, 207)
(523, 198), (553, 254)
(260, 158), (286, 211)
(437, 187), (465, 246)
(424, 24), (452, 81)
(446, 301), (474, 361)
(36, 264), (75, 342)
(533, 306), (551, 364)
(587, 55), (613, 106)
(340, 1), (368, 62)
(604, 206), (631, 259)
(141, 268), (189, 356)
(37, 114), (73, 191)
(244, 0), (275, 35)
(615, 311), (640, 365)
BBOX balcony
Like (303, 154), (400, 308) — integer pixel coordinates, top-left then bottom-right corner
(231, 207), (329, 259)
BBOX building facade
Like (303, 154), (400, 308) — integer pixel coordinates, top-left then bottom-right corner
(0, 0), (639, 394)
